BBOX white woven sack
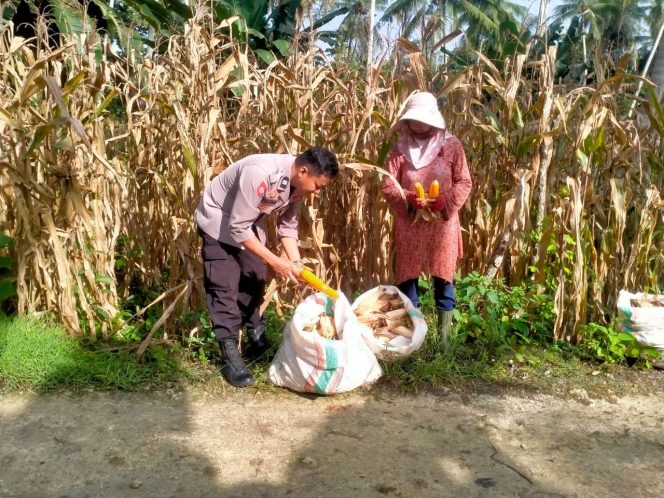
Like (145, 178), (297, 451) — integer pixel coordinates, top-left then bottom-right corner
(352, 285), (428, 359)
(268, 292), (382, 394)
(616, 290), (664, 352)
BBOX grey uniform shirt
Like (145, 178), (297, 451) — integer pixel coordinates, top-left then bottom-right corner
(195, 154), (301, 247)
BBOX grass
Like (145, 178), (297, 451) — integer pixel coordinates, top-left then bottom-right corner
(171, 284), (661, 397)
(0, 308), (655, 398)
(377, 330), (658, 399)
(0, 314), (184, 392)
(243, 300), (635, 397)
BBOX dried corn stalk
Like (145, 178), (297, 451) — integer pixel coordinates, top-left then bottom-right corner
(0, 7), (663, 344)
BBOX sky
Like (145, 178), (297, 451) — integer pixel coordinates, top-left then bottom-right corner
(519, 0), (564, 21)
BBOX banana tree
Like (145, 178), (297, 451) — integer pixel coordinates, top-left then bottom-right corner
(4, 0), (192, 50)
(5, 0), (107, 42)
(212, 0), (303, 63)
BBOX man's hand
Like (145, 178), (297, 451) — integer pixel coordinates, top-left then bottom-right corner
(269, 256), (301, 284)
(242, 237), (302, 285)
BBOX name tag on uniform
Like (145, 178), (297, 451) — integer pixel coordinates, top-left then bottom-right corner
(276, 176), (289, 192)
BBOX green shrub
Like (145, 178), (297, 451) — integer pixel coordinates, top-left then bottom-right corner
(453, 272), (555, 350)
(578, 322), (661, 365)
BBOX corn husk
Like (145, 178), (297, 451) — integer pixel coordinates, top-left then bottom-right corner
(354, 289), (414, 343)
(317, 314), (337, 340)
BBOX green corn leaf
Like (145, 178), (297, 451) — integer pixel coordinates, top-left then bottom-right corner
(63, 71), (88, 96)
(272, 39), (290, 57)
(514, 134), (538, 160)
(255, 49), (275, 65)
(95, 275), (113, 285)
(576, 148), (589, 173)
(181, 141), (198, 176)
(25, 124), (56, 158)
(96, 89), (119, 117)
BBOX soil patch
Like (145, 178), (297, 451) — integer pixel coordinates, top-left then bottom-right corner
(1, 385), (663, 497)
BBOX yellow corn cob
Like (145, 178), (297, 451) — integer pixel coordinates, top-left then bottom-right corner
(300, 268), (339, 300)
(428, 180), (440, 199)
(413, 182), (426, 199)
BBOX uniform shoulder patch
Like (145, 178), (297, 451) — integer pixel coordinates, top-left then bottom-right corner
(256, 181), (268, 198)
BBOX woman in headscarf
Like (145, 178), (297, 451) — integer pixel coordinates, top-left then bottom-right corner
(381, 91), (472, 349)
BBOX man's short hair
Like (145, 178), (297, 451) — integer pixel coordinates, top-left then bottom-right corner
(295, 147), (340, 178)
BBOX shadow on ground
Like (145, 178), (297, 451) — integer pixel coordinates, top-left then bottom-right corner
(2, 375), (664, 497)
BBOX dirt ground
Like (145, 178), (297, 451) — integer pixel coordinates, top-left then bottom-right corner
(1, 383), (664, 498)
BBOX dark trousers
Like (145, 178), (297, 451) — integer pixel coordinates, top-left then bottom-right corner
(200, 231), (267, 341)
(398, 277), (455, 311)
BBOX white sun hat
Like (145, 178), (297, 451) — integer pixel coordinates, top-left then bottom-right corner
(391, 91), (446, 132)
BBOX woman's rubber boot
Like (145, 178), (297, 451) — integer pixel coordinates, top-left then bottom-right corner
(219, 339), (254, 387)
(437, 308), (454, 352)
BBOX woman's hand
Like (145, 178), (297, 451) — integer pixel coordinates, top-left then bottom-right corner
(430, 193), (446, 211)
(430, 193), (451, 220)
(406, 192), (428, 210)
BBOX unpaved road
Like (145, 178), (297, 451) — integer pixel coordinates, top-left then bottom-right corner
(1, 386), (663, 498)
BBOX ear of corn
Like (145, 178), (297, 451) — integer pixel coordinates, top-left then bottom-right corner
(300, 267), (339, 300)
(414, 182), (426, 199)
(391, 325), (413, 338)
(428, 180), (439, 199)
(317, 314), (337, 339)
(354, 289), (414, 343)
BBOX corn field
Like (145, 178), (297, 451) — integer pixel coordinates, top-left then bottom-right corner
(1, 8), (663, 346)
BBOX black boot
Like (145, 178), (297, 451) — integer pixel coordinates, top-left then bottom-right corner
(219, 339), (254, 387)
(246, 325), (271, 359)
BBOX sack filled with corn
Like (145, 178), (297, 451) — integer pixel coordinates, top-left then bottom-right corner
(616, 289), (664, 355)
(268, 291), (382, 394)
(352, 285), (428, 359)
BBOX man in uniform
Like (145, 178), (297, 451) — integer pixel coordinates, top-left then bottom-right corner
(195, 147), (340, 387)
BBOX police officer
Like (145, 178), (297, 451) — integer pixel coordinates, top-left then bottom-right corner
(195, 147), (340, 387)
